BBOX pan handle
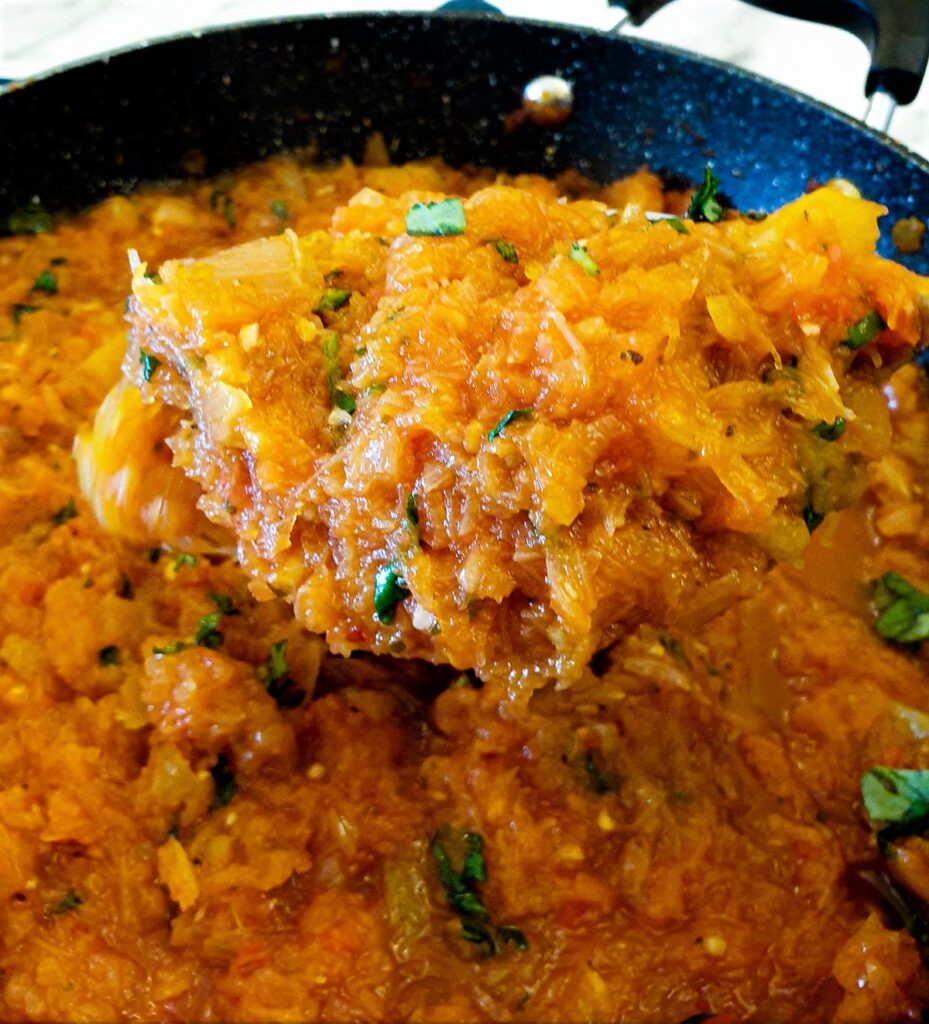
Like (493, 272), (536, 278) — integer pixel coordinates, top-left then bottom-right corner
(618, 0), (929, 112)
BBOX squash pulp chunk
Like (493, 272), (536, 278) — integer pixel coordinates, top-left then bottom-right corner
(119, 182), (928, 690)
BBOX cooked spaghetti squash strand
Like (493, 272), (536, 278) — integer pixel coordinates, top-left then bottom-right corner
(117, 183), (929, 690)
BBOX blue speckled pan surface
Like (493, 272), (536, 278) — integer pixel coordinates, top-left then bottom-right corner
(1, 12), (928, 272)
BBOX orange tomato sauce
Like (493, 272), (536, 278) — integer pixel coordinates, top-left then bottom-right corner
(2, 154), (929, 1021)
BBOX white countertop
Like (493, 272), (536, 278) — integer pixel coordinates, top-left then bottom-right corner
(1, 0), (927, 159)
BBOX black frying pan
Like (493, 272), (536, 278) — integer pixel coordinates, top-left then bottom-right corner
(1, 1), (929, 271)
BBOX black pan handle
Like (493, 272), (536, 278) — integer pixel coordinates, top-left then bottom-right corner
(616, 0), (929, 107)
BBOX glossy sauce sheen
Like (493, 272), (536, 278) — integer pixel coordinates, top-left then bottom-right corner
(1, 155), (929, 1021)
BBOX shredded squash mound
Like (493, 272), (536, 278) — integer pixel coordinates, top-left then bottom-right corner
(123, 178), (926, 690)
(2, 155), (929, 1021)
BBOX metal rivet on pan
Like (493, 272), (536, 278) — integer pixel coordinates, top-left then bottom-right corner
(521, 75), (574, 127)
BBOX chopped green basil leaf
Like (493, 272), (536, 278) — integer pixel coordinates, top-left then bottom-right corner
(687, 166), (724, 223)
(316, 288), (352, 313)
(433, 829), (526, 957)
(210, 189), (236, 228)
(334, 389), (356, 414)
(871, 571), (929, 643)
(646, 213), (689, 234)
(260, 639), (305, 708)
(320, 330), (355, 415)
(862, 766), (929, 824)
(8, 203), (53, 235)
(152, 640), (189, 656)
(270, 200), (289, 220)
(405, 198), (466, 237)
(98, 645), (120, 666)
(489, 238), (518, 263)
(139, 350), (161, 383)
(194, 612), (223, 649)
(487, 408), (533, 441)
(322, 331), (339, 360)
(813, 417), (846, 441)
(32, 269), (58, 295)
(209, 593), (239, 616)
(267, 639), (288, 683)
(373, 562), (409, 624)
(843, 310), (885, 350)
(173, 553), (197, 570)
(568, 241), (599, 276)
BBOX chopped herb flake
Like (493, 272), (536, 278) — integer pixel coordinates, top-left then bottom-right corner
(152, 641), (189, 656)
(489, 238), (518, 263)
(687, 166), (724, 223)
(32, 269), (58, 295)
(270, 200), (288, 220)
(802, 497), (824, 534)
(260, 639), (305, 708)
(12, 303), (40, 324)
(405, 492), (419, 530)
(843, 310), (885, 350)
(582, 750), (618, 795)
(646, 212), (689, 234)
(320, 330), (356, 416)
(52, 498), (77, 527)
(173, 553), (197, 570)
(433, 829), (527, 957)
(210, 754), (237, 809)
(863, 766), (929, 860)
(568, 240), (599, 276)
(497, 926), (528, 951)
(8, 203), (53, 235)
(139, 350), (161, 383)
(374, 562), (409, 624)
(316, 288), (352, 313)
(194, 612), (223, 649)
(267, 639), (288, 683)
(210, 189), (236, 228)
(405, 198), (466, 237)
(813, 417), (846, 441)
(487, 408), (533, 441)
(209, 593), (239, 616)
(871, 571), (929, 644)
(143, 270), (162, 284)
(334, 389), (356, 413)
(50, 890), (82, 915)
(98, 645), (120, 666)
(862, 766), (929, 825)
